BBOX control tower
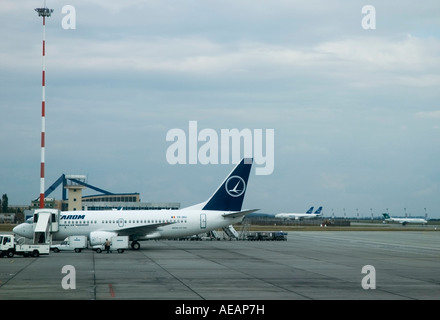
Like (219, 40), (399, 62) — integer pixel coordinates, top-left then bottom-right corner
(64, 175), (86, 211)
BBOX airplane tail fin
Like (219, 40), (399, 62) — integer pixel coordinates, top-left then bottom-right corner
(198, 158), (253, 212)
(382, 213), (390, 219)
(314, 206), (323, 215)
(306, 207), (314, 214)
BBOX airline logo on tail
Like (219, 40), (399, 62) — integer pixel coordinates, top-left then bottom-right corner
(226, 176), (246, 197)
(202, 158), (253, 212)
(314, 206), (323, 215)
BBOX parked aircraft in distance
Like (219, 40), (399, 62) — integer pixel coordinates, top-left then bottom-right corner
(382, 213), (427, 226)
(275, 206), (323, 220)
(13, 158), (257, 250)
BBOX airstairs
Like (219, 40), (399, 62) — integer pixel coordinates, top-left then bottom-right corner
(32, 209), (60, 244)
(238, 218), (251, 240)
(222, 225), (239, 240)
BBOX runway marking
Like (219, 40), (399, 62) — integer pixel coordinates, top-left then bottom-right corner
(159, 241), (312, 299)
(0, 257), (37, 289)
(139, 246), (206, 300)
(292, 232), (440, 254)
(109, 284), (115, 298)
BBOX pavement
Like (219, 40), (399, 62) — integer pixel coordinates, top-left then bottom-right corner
(1, 231), (439, 301)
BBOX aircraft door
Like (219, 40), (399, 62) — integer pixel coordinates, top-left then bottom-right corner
(200, 214), (207, 229)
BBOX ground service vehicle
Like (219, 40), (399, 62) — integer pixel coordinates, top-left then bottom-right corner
(93, 236), (129, 253)
(51, 235), (88, 253)
(0, 234), (50, 257)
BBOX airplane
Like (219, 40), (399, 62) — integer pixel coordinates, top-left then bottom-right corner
(382, 213), (427, 226)
(275, 206), (323, 220)
(13, 158), (258, 250)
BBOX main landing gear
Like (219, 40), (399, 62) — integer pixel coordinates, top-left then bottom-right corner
(131, 241), (140, 250)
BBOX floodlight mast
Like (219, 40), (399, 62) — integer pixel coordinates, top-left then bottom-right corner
(35, 5), (54, 209)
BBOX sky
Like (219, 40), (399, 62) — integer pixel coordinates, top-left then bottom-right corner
(1, 0), (440, 218)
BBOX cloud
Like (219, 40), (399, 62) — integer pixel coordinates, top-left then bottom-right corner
(28, 34), (435, 94)
(415, 110), (440, 119)
(317, 36), (439, 70)
(1, 1), (440, 217)
(320, 172), (347, 191)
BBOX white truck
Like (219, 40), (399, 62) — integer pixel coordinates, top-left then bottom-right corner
(0, 234), (50, 258)
(93, 236), (129, 253)
(51, 235), (88, 253)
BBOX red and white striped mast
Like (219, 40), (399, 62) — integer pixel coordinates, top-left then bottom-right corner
(35, 3), (53, 209)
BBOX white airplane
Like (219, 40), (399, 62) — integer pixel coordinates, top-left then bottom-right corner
(275, 206), (323, 220)
(13, 158), (258, 250)
(382, 213), (427, 226)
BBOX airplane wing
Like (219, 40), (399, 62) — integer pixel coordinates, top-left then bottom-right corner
(115, 221), (176, 238)
(222, 209), (259, 219)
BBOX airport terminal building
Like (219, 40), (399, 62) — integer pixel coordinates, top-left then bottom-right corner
(30, 174), (180, 212)
(81, 193), (180, 211)
(31, 193), (180, 212)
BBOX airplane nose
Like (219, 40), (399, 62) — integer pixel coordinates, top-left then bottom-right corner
(12, 224), (21, 234)
(13, 223), (32, 238)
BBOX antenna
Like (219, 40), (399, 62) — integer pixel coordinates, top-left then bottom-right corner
(35, 4), (54, 209)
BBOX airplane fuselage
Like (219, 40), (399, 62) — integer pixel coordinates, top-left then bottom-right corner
(385, 217), (427, 225)
(275, 213), (320, 220)
(43, 209), (242, 241)
(275, 206), (322, 220)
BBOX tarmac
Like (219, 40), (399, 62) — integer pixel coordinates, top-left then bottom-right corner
(0, 231), (439, 301)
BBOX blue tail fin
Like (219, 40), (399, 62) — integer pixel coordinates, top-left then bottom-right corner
(202, 158), (253, 211)
(306, 207), (314, 214)
(314, 206), (323, 215)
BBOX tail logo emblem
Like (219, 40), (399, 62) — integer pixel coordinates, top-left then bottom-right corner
(225, 176), (246, 197)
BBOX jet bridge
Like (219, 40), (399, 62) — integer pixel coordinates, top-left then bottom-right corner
(33, 209), (60, 244)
